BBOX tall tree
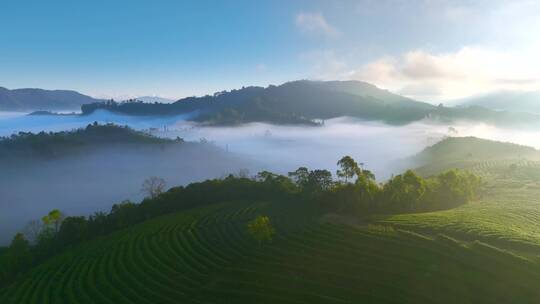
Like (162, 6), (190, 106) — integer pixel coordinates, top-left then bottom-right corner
(337, 156), (359, 183)
(288, 167), (310, 188)
(42, 209), (64, 234)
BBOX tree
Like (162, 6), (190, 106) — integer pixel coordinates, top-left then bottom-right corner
(42, 209), (64, 234)
(308, 169), (334, 192)
(257, 171), (279, 182)
(247, 216), (275, 246)
(382, 170), (426, 212)
(337, 156), (359, 183)
(288, 167), (309, 188)
(58, 216), (88, 246)
(88, 211), (108, 236)
(141, 176), (167, 199)
(110, 200), (139, 228)
(434, 169), (482, 207)
(7, 233), (32, 272)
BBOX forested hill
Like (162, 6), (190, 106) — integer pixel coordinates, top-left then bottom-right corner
(0, 123), (179, 159)
(81, 80), (435, 125)
(80, 80), (540, 127)
(0, 87), (102, 111)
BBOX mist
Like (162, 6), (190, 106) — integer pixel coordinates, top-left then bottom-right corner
(0, 110), (197, 137)
(0, 143), (259, 244)
(161, 117), (540, 178)
(2, 111), (540, 244)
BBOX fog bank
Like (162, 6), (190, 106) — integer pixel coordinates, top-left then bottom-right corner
(0, 143), (259, 244)
(2, 111), (540, 244)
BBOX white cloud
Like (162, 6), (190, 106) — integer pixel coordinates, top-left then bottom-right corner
(305, 45), (540, 102)
(295, 12), (340, 38)
(357, 47), (540, 101)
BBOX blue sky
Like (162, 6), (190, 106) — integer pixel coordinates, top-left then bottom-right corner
(1, 0), (539, 101)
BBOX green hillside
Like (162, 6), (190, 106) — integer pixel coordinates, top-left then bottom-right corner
(3, 141), (540, 303)
(387, 154), (540, 253)
(2, 197), (540, 304)
(411, 136), (540, 176)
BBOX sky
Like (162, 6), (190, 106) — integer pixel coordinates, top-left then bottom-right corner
(0, 0), (539, 102)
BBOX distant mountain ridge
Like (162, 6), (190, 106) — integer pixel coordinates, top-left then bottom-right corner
(0, 87), (102, 111)
(453, 91), (540, 114)
(7, 81), (540, 127)
(81, 80), (436, 125)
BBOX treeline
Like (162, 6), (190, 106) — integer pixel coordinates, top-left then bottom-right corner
(0, 123), (179, 159)
(0, 156), (482, 287)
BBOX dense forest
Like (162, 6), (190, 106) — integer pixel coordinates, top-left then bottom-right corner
(0, 155), (481, 287)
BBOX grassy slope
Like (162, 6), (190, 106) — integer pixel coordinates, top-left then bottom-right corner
(383, 159), (540, 253)
(2, 197), (540, 303)
(386, 138), (540, 252)
(4, 136), (540, 303)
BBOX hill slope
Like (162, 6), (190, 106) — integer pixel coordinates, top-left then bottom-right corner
(0, 87), (102, 111)
(409, 136), (540, 176)
(80, 80), (540, 127)
(1, 199), (540, 303)
(0, 123), (173, 159)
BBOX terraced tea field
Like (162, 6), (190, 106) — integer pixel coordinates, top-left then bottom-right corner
(385, 160), (540, 252)
(2, 196), (540, 303)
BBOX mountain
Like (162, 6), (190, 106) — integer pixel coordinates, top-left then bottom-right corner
(0, 87), (102, 111)
(453, 90), (540, 114)
(198, 80), (435, 125)
(80, 80), (540, 127)
(82, 80), (435, 125)
(311, 80), (418, 104)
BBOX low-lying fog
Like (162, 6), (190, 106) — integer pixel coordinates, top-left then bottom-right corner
(0, 144), (257, 244)
(1, 110), (539, 244)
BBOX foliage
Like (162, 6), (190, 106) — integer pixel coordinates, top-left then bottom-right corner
(336, 155), (359, 182)
(0, 156), (482, 288)
(6, 234), (32, 273)
(247, 216), (275, 245)
(0, 123), (175, 159)
(57, 216), (88, 247)
(2, 200), (540, 303)
(41, 209), (64, 234)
